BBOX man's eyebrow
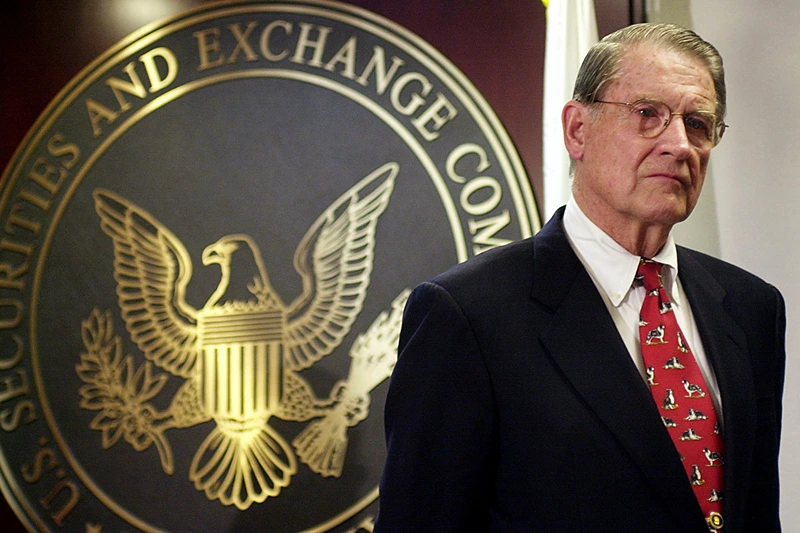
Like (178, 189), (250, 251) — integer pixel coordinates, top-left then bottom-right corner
(634, 96), (717, 116)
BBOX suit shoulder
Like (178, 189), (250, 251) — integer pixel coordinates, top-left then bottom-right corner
(403, 237), (540, 320)
(430, 237), (536, 293)
(679, 247), (783, 302)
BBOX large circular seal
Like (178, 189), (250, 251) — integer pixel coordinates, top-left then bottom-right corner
(0, 1), (539, 531)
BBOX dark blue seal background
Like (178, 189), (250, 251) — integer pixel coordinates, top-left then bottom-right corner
(1, 2), (538, 531)
(38, 74), (447, 533)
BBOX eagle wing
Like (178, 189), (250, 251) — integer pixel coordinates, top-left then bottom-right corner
(94, 189), (199, 378)
(284, 162), (398, 371)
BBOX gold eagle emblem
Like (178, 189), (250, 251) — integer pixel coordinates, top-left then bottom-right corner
(77, 162), (409, 510)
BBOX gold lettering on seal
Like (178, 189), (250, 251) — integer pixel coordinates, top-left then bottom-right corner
(446, 143), (512, 254)
(259, 20), (293, 61)
(290, 22), (333, 67)
(86, 47), (179, 137)
(0, 338), (36, 430)
(411, 92), (458, 141)
(191, 20), (457, 142)
(22, 440), (81, 527)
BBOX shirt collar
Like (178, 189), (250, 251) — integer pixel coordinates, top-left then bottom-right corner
(563, 197), (680, 307)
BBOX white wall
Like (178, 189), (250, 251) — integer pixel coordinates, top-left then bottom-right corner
(649, 0), (800, 527)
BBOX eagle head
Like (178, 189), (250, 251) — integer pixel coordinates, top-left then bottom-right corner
(201, 235), (282, 310)
(202, 238), (240, 268)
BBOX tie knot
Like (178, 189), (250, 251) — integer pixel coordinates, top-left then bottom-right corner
(636, 259), (663, 291)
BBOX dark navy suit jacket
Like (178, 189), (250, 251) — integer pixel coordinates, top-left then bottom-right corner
(376, 208), (785, 532)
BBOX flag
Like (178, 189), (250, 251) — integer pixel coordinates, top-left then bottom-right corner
(542, 0), (598, 220)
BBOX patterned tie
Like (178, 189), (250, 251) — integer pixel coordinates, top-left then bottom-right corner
(637, 259), (724, 531)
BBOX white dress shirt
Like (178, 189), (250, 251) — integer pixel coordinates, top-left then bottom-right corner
(562, 198), (723, 420)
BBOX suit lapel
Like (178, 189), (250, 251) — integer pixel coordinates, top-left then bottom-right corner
(532, 211), (707, 530)
(678, 250), (756, 533)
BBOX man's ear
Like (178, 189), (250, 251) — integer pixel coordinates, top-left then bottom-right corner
(562, 100), (587, 161)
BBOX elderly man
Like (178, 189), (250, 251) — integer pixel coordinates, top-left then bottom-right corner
(375, 23), (785, 532)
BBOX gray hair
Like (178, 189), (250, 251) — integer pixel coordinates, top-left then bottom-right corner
(572, 23), (726, 120)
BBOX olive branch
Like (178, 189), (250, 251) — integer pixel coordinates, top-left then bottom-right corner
(75, 309), (175, 474)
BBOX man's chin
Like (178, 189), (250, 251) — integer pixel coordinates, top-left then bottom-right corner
(641, 202), (693, 227)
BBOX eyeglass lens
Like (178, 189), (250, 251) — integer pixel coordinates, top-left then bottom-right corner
(630, 101), (718, 148)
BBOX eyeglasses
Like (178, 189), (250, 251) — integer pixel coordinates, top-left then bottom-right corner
(594, 99), (728, 149)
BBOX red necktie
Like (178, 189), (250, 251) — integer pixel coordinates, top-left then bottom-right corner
(637, 259), (724, 531)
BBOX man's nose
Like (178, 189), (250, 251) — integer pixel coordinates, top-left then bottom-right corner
(659, 115), (693, 156)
